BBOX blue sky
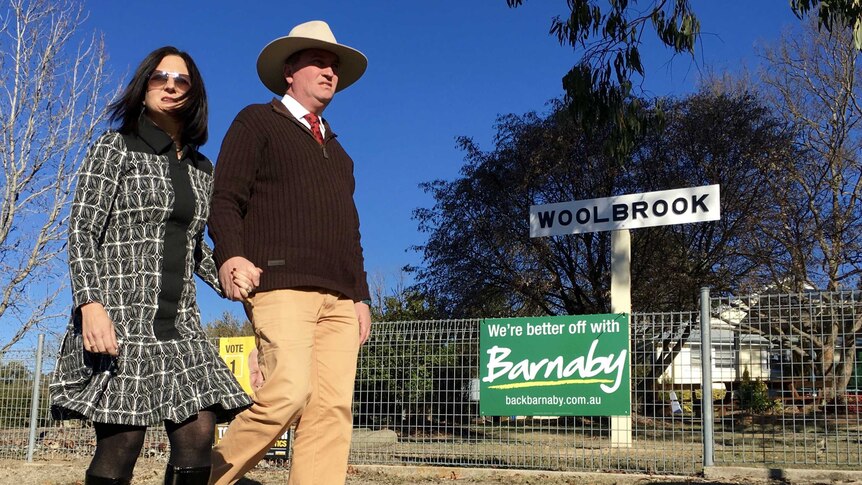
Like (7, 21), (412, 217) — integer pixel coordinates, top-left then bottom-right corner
(75, 0), (802, 325)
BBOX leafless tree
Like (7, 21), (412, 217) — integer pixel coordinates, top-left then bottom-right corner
(367, 270), (438, 322)
(0, 0), (114, 353)
(755, 19), (862, 292)
(709, 20), (862, 403)
(204, 311), (253, 339)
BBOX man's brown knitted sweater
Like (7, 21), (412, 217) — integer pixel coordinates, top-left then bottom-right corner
(208, 99), (369, 301)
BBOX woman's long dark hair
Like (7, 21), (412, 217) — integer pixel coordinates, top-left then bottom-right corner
(108, 46), (208, 146)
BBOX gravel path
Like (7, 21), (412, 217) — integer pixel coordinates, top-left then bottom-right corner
(0, 458), (810, 484)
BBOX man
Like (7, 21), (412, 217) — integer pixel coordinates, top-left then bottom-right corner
(207, 20), (371, 485)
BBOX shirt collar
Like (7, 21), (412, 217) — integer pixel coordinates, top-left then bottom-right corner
(280, 94), (327, 137)
(137, 115), (178, 155)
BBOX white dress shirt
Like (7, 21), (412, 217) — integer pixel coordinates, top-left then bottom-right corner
(280, 94), (327, 139)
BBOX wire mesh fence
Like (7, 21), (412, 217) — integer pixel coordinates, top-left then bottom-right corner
(709, 291), (862, 468)
(0, 289), (859, 475)
(351, 315), (705, 475)
(0, 348), (44, 460)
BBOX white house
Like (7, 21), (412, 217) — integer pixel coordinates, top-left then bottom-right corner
(658, 317), (771, 386)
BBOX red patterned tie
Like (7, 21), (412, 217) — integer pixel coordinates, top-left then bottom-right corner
(303, 113), (324, 145)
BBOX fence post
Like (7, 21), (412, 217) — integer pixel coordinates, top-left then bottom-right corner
(699, 288), (714, 468)
(27, 333), (45, 462)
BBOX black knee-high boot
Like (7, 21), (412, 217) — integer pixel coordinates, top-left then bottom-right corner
(84, 471), (132, 485)
(164, 464), (212, 485)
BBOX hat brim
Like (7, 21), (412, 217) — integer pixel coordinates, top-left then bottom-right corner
(256, 37), (367, 96)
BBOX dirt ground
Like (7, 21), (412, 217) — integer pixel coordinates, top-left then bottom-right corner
(0, 458), (826, 485)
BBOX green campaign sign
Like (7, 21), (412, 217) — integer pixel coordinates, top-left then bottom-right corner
(479, 314), (630, 416)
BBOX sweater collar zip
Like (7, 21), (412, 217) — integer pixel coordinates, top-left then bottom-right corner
(269, 99), (333, 159)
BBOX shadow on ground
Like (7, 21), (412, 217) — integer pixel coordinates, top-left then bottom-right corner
(236, 478), (264, 485)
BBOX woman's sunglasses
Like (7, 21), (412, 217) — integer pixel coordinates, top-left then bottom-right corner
(148, 70), (192, 91)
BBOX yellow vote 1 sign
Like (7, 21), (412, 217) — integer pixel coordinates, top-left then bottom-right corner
(218, 336), (256, 394)
(215, 336), (290, 458)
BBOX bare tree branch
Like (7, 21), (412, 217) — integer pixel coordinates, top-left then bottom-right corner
(0, 0), (116, 353)
(756, 19), (862, 291)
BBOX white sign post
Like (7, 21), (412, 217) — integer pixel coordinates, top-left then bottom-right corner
(529, 185), (721, 447)
(610, 229), (632, 447)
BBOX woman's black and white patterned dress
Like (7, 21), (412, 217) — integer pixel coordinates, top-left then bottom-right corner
(50, 119), (252, 426)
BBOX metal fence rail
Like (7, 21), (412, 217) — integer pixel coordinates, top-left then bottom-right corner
(0, 289), (859, 475)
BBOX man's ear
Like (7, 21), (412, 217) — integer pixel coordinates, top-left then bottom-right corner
(283, 64), (293, 85)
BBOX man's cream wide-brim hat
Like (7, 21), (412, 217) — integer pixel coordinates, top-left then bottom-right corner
(257, 20), (368, 96)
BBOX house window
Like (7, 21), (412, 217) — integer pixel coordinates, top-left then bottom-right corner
(713, 347), (736, 369)
(689, 344), (737, 369)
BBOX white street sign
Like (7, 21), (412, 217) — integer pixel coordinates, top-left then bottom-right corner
(530, 184), (721, 237)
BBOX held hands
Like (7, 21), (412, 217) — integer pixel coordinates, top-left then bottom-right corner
(219, 256), (263, 301)
(80, 302), (119, 356)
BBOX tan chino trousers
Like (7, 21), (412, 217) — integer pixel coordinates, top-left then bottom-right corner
(210, 288), (360, 485)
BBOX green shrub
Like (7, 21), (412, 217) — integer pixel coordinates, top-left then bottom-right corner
(737, 369), (776, 413)
(694, 388), (728, 402)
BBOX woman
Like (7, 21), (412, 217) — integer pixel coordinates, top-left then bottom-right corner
(50, 46), (258, 485)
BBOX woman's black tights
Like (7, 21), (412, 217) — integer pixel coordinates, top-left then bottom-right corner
(88, 410), (216, 479)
